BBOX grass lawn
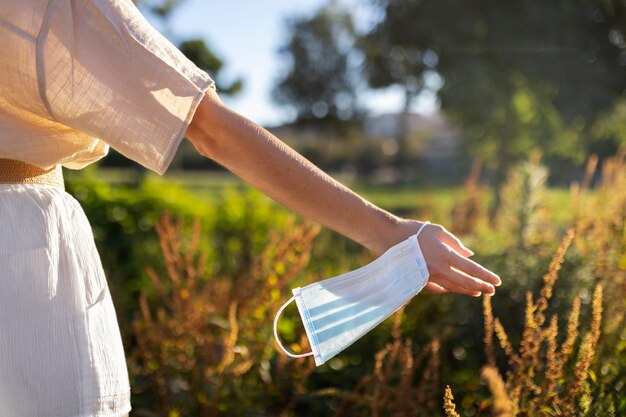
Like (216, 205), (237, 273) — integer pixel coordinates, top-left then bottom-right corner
(67, 167), (575, 227)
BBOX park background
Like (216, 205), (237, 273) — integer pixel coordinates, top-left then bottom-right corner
(68, 0), (626, 415)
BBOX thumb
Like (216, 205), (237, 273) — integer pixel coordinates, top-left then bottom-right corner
(437, 228), (474, 257)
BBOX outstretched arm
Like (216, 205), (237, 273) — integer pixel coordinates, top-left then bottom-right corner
(185, 89), (501, 296)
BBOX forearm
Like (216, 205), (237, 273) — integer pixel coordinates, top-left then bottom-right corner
(186, 91), (501, 295)
(186, 92), (402, 254)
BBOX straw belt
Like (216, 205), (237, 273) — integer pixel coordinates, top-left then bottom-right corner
(0, 159), (64, 190)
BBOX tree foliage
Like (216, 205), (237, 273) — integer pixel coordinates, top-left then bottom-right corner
(179, 39), (243, 96)
(273, 5), (362, 128)
(135, 0), (243, 96)
(362, 0), (626, 209)
(135, 0), (184, 18)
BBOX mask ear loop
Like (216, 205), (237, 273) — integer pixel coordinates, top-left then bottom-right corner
(416, 221), (430, 238)
(273, 223), (430, 359)
(273, 296), (314, 358)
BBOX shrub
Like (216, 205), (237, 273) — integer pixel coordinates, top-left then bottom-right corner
(129, 213), (321, 416)
(68, 152), (625, 416)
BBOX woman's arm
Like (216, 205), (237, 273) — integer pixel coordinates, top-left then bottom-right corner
(185, 89), (501, 296)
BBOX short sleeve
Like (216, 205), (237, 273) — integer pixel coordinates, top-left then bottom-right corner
(37, 0), (216, 175)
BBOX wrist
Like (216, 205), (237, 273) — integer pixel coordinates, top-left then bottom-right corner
(366, 216), (431, 255)
(359, 210), (407, 255)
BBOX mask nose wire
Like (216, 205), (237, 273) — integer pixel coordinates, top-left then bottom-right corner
(273, 295), (314, 358)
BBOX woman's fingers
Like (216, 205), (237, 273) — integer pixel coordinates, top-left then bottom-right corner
(448, 251), (501, 287)
(445, 266), (496, 295)
(429, 276), (482, 297)
(423, 281), (450, 294)
(426, 250), (496, 295)
(425, 278), (483, 297)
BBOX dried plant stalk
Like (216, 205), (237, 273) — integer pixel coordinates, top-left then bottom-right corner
(559, 296), (580, 366)
(543, 315), (559, 402)
(479, 226), (607, 417)
(481, 366), (513, 417)
(483, 296), (496, 367)
(443, 385), (461, 417)
(130, 212), (320, 417)
(493, 318), (518, 365)
(535, 229), (575, 325)
(567, 284), (603, 406)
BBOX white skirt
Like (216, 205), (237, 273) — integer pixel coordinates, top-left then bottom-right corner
(0, 183), (131, 417)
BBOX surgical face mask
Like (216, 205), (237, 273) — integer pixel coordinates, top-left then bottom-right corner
(273, 223), (431, 366)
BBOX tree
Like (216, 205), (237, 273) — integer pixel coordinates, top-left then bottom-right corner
(359, 3), (435, 160)
(136, 0), (243, 97)
(362, 0), (626, 214)
(273, 4), (362, 130)
(178, 40), (243, 96)
(135, 0), (184, 18)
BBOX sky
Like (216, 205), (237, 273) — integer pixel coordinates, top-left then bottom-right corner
(145, 0), (438, 127)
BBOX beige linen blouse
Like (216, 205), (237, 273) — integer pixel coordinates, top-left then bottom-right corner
(0, 0), (215, 175)
(0, 1), (215, 416)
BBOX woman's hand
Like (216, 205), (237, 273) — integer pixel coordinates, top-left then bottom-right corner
(373, 218), (501, 297)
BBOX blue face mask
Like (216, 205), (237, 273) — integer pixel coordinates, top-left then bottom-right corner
(273, 223), (431, 366)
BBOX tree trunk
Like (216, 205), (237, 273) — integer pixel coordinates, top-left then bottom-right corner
(489, 107), (513, 223)
(395, 89), (414, 167)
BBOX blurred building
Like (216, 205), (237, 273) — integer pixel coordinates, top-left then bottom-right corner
(269, 111), (461, 158)
(362, 112), (460, 159)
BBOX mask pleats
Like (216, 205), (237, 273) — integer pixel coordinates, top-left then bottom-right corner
(281, 234), (430, 366)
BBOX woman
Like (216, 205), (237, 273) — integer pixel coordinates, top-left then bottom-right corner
(0, 0), (500, 415)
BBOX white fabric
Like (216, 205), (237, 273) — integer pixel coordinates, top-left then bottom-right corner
(0, 184), (131, 416)
(0, 0), (216, 415)
(0, 0), (215, 175)
(275, 230), (430, 367)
